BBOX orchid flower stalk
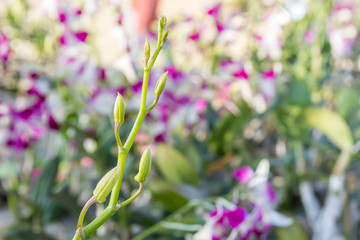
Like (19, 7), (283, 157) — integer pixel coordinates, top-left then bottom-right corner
(72, 16), (169, 240)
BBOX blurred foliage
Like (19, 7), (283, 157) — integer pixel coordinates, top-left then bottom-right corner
(0, 0), (359, 239)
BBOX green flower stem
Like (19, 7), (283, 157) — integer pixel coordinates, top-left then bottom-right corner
(123, 72), (151, 152)
(77, 16), (168, 238)
(72, 235), (82, 240)
(122, 39), (164, 151)
(147, 44), (163, 72)
(133, 198), (218, 240)
(83, 205), (119, 237)
(80, 32), (165, 238)
(77, 196), (97, 229)
(146, 96), (159, 113)
(82, 182), (144, 238)
(117, 182), (144, 209)
(109, 151), (127, 206)
(114, 123), (124, 151)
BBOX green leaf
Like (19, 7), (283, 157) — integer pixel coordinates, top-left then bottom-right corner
(276, 220), (308, 240)
(288, 80), (311, 106)
(51, 190), (82, 218)
(303, 107), (353, 151)
(155, 144), (199, 185)
(336, 87), (359, 118)
(0, 161), (18, 179)
(31, 157), (62, 223)
(148, 180), (188, 211)
(31, 157), (60, 203)
(3, 229), (55, 240)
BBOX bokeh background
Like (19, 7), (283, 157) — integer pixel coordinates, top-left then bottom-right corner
(0, 0), (360, 239)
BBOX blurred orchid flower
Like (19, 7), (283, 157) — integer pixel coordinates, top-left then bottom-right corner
(195, 160), (292, 240)
(0, 33), (11, 69)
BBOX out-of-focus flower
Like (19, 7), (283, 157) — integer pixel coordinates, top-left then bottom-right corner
(194, 202), (247, 240)
(133, 0), (158, 32)
(196, 99), (207, 113)
(233, 166), (254, 184)
(240, 160), (292, 238)
(305, 29), (316, 44)
(194, 160), (292, 240)
(233, 68), (249, 80)
(327, 0), (358, 57)
(259, 70), (276, 102)
(32, 167), (42, 181)
(80, 156), (94, 168)
(0, 33), (11, 69)
(285, 0), (308, 22)
(207, 3), (224, 32)
(256, 8), (290, 60)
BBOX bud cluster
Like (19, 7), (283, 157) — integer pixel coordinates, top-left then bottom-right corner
(74, 17), (169, 240)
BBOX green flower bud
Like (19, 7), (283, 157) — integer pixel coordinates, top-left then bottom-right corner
(114, 93), (125, 124)
(144, 39), (150, 60)
(93, 167), (120, 203)
(159, 16), (166, 31)
(154, 72), (168, 96)
(134, 147), (152, 183)
(162, 29), (170, 43)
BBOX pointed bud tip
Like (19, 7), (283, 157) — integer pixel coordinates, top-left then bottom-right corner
(154, 72), (168, 96)
(159, 16), (167, 30)
(144, 39), (150, 59)
(134, 147), (152, 183)
(114, 93), (125, 124)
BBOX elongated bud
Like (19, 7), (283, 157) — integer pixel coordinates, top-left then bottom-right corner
(114, 93), (125, 124)
(144, 39), (150, 60)
(154, 72), (168, 96)
(134, 147), (152, 183)
(93, 167), (120, 203)
(159, 16), (166, 31)
(162, 29), (169, 43)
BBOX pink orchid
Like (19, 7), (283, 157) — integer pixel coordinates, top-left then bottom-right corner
(0, 33), (11, 68)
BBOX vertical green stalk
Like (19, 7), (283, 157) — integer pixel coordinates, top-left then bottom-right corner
(73, 17), (169, 239)
(109, 152), (127, 206)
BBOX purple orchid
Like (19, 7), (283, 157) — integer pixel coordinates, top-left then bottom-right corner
(0, 33), (11, 69)
(327, 0), (357, 57)
(233, 166), (254, 184)
(305, 29), (316, 44)
(194, 202), (247, 240)
(233, 68), (249, 80)
(194, 160), (292, 240)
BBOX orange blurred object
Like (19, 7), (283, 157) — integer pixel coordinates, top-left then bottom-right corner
(133, 0), (159, 32)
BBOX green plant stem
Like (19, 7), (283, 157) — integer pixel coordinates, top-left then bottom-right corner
(83, 205), (118, 237)
(72, 235), (82, 240)
(148, 45), (162, 71)
(123, 40), (164, 151)
(109, 151), (127, 206)
(294, 141), (305, 175)
(83, 183), (144, 237)
(114, 123), (124, 151)
(117, 182), (144, 208)
(132, 198), (218, 240)
(77, 196), (97, 229)
(332, 149), (351, 176)
(81, 34), (165, 238)
(146, 96), (159, 113)
(123, 72), (150, 151)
